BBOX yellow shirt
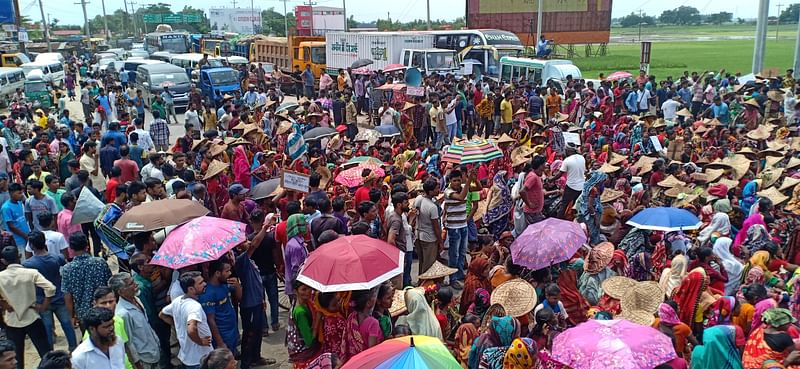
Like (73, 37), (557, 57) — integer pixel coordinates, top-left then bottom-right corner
(500, 99), (513, 124)
(37, 116), (48, 129)
(337, 75), (346, 92)
(0, 265), (56, 328)
(28, 171), (52, 182)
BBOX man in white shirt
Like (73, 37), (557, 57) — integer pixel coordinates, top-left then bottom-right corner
(378, 101), (396, 126)
(159, 271), (213, 369)
(25, 214), (68, 258)
(445, 94), (458, 141)
(129, 118), (154, 153)
(661, 96), (681, 121)
(549, 143), (586, 219)
(71, 307), (125, 369)
(636, 84), (652, 114)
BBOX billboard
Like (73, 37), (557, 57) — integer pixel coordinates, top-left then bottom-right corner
(0, 0), (14, 24)
(467, 0), (612, 45)
(209, 7), (262, 34)
(478, 0), (589, 14)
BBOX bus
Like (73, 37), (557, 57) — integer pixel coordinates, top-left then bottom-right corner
(422, 29), (524, 79)
(200, 35), (231, 57)
(145, 32), (190, 54)
(498, 56), (582, 92)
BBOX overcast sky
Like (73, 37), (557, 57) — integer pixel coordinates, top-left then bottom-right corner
(29, 0), (779, 27)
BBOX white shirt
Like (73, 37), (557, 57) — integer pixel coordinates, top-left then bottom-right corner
(161, 295), (213, 366)
(140, 163), (164, 182)
(637, 89), (652, 110)
(71, 335), (126, 369)
(661, 99), (681, 121)
(445, 99), (457, 126)
(130, 129), (154, 152)
(379, 107), (395, 126)
(561, 154), (586, 191)
(185, 110), (200, 129)
(25, 230), (68, 257)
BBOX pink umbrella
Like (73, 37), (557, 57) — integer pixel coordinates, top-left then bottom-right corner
(150, 216), (248, 269)
(510, 218), (586, 271)
(334, 165), (385, 187)
(383, 64), (406, 73)
(351, 67), (371, 75)
(606, 71), (633, 81)
(297, 235), (403, 292)
(551, 320), (677, 369)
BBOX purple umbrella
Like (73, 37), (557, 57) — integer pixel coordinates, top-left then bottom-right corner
(510, 218), (587, 271)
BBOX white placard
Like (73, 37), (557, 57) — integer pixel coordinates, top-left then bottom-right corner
(650, 136), (664, 152)
(406, 86), (424, 96)
(562, 132), (581, 146)
(281, 170), (310, 193)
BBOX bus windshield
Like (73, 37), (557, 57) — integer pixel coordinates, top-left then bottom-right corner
(161, 36), (188, 53)
(208, 70), (239, 85)
(152, 72), (190, 87)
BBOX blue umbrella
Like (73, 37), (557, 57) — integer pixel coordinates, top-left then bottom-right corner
(376, 124), (401, 137)
(626, 207), (702, 232)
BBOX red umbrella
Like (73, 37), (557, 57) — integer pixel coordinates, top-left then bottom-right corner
(606, 71), (633, 81)
(383, 64), (406, 73)
(297, 235), (403, 292)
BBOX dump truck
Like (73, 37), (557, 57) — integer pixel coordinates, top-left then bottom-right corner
(252, 36), (325, 77)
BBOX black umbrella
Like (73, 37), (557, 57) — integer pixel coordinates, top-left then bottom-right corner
(251, 178), (281, 200)
(303, 127), (338, 141)
(351, 58), (373, 69)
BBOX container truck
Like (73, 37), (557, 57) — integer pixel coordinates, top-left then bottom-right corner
(325, 32), (458, 75)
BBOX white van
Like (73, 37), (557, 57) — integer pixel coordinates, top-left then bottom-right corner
(0, 67), (25, 103)
(34, 52), (65, 64)
(169, 53), (224, 83)
(20, 60), (65, 87)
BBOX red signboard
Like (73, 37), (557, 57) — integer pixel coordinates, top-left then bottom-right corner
(295, 5), (313, 36)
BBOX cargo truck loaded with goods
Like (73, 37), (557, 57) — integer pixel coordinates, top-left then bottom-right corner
(325, 32), (458, 76)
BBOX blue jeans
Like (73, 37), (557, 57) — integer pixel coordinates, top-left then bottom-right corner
(261, 272), (280, 327)
(403, 251), (413, 287)
(240, 304), (264, 369)
(447, 227), (468, 282)
(447, 123), (458, 141)
(467, 219), (478, 242)
(40, 302), (77, 350)
(304, 85), (315, 99)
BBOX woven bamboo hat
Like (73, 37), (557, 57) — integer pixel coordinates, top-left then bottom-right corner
(703, 168), (725, 183)
(618, 281), (665, 326)
(599, 162), (621, 174)
(757, 167), (784, 189)
(600, 189), (624, 204)
(203, 160), (227, 180)
(758, 187), (789, 206)
(480, 303), (507, 333)
(490, 279), (537, 318)
(657, 175), (686, 188)
(787, 157), (800, 170)
(418, 261), (457, 280)
(389, 287), (424, 317)
(779, 177), (800, 192)
(601, 276), (637, 300)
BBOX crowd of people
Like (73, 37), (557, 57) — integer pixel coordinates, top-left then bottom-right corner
(2, 47), (800, 369)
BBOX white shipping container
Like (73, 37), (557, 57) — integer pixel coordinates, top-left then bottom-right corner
(325, 32), (435, 73)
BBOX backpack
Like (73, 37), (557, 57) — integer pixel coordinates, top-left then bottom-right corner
(285, 307), (320, 362)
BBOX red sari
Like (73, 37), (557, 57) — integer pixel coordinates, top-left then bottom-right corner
(557, 269), (589, 325)
(742, 326), (800, 369)
(671, 270), (707, 326)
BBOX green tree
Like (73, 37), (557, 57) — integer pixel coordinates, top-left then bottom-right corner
(260, 8), (295, 36)
(780, 4), (800, 23)
(706, 12), (732, 25)
(619, 12), (656, 28)
(659, 6), (701, 25)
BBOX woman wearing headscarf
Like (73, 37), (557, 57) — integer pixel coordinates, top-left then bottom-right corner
(658, 302), (697, 359)
(712, 237), (743, 296)
(659, 254), (689, 298)
(741, 251), (776, 286)
(743, 308), (799, 369)
(460, 258), (492, 316)
(578, 242), (616, 305)
(609, 249), (629, 277)
(698, 212), (732, 246)
(483, 171), (512, 240)
(467, 289), (491, 319)
(557, 261), (590, 326)
(467, 316), (520, 369)
(502, 338), (537, 369)
(232, 144), (252, 189)
(737, 224), (772, 260)
(690, 325), (744, 369)
(733, 206), (770, 256)
(395, 288), (443, 340)
(672, 268), (711, 328)
(618, 227), (651, 260)
(751, 292), (780, 334)
(576, 171), (608, 245)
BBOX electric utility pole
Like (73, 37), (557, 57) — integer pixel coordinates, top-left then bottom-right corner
(37, 0), (50, 51)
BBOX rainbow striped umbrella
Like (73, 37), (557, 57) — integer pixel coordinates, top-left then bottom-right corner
(340, 335), (461, 369)
(442, 138), (503, 164)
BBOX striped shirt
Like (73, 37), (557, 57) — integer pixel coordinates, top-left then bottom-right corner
(443, 188), (467, 229)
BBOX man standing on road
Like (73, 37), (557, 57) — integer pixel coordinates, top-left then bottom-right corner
(160, 271), (213, 369)
(413, 178), (442, 279)
(71, 307), (125, 369)
(302, 64), (315, 99)
(149, 111), (170, 152)
(110, 272), (161, 369)
(0, 245), (55, 368)
(80, 82), (92, 121)
(160, 87), (178, 125)
(132, 90), (146, 123)
(61, 233), (112, 329)
(129, 118), (154, 153)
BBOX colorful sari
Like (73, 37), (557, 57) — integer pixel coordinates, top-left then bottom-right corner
(483, 171), (512, 239)
(742, 326), (800, 369)
(469, 316), (520, 369)
(690, 325), (744, 369)
(454, 323), (480, 369)
(503, 338), (537, 369)
(672, 269), (708, 326)
(461, 258), (492, 315)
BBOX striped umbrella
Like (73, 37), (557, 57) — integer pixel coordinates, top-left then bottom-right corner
(442, 139), (503, 164)
(347, 156), (384, 166)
